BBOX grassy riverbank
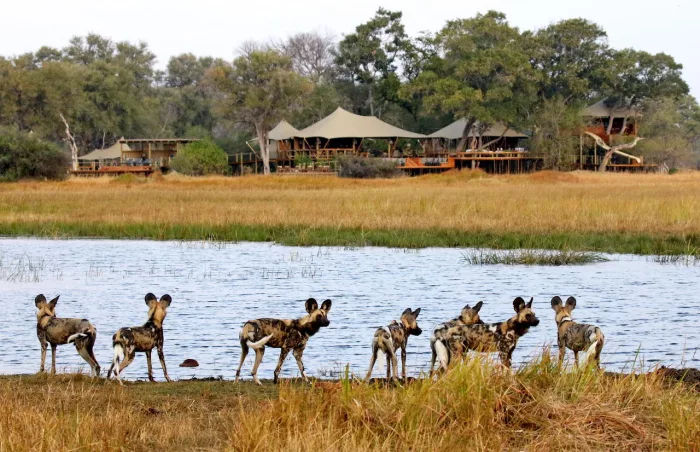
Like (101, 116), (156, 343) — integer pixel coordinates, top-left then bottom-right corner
(1, 171), (699, 255)
(1, 357), (698, 450)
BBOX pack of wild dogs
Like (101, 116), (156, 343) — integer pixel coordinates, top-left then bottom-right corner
(34, 293), (605, 385)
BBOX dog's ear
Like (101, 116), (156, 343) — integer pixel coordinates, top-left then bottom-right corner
(48, 295), (59, 308)
(401, 308), (413, 317)
(35, 294), (46, 307)
(513, 297), (526, 313)
(320, 299), (332, 312)
(473, 301), (483, 312)
(565, 296), (576, 312)
(305, 298), (318, 313)
(412, 308), (421, 318)
(526, 297), (533, 309)
(551, 296), (563, 312)
(145, 293), (157, 307)
(160, 294), (172, 308)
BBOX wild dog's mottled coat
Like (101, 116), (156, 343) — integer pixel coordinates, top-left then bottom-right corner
(443, 297), (539, 368)
(107, 293), (172, 384)
(551, 296), (605, 368)
(430, 302), (484, 375)
(34, 294), (100, 376)
(365, 308), (422, 382)
(235, 298), (332, 385)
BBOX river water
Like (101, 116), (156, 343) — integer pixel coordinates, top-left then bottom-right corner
(0, 238), (697, 381)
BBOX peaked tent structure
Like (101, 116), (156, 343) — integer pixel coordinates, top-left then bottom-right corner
(429, 120), (528, 140)
(582, 99), (640, 119)
(297, 107), (425, 139)
(269, 120), (302, 141)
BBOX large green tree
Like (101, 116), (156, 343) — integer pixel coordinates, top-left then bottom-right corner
(208, 50), (312, 174)
(404, 11), (537, 151)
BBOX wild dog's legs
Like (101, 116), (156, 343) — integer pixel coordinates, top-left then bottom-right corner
(573, 351), (579, 368)
(385, 352), (392, 381)
(75, 339), (99, 377)
(558, 341), (566, 368)
(593, 335), (604, 369)
(500, 347), (514, 369)
(235, 341), (249, 383)
(146, 349), (155, 382)
(86, 337), (100, 376)
(365, 341), (379, 382)
(251, 347), (265, 386)
(114, 347), (135, 385)
(390, 350), (399, 381)
(429, 339), (437, 377)
(39, 340), (47, 373)
(50, 343), (57, 374)
(273, 348), (290, 384)
(157, 345), (171, 382)
(401, 346), (407, 382)
(292, 347), (308, 382)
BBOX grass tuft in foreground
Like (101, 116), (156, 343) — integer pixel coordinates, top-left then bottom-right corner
(461, 248), (609, 265)
(1, 353), (698, 450)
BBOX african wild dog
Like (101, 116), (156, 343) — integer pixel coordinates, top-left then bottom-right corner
(440, 297), (539, 368)
(107, 293), (172, 384)
(235, 298), (332, 385)
(365, 308), (422, 383)
(430, 302), (484, 376)
(34, 294), (100, 376)
(551, 296), (605, 368)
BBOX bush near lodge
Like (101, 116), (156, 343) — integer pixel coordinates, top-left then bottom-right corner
(337, 156), (403, 179)
(0, 129), (68, 181)
(170, 139), (228, 176)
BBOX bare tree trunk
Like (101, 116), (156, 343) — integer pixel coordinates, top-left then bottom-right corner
(59, 113), (79, 171)
(255, 123), (271, 175)
(478, 128), (509, 150)
(457, 119), (475, 153)
(368, 85), (375, 117)
(606, 108), (614, 137)
(585, 132), (643, 172)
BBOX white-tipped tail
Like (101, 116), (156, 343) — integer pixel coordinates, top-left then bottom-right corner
(67, 333), (87, 344)
(246, 334), (273, 350)
(112, 343), (124, 381)
(434, 339), (450, 372)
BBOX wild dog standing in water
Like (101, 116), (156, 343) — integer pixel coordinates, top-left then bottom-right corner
(441, 297), (539, 368)
(235, 298), (332, 385)
(551, 296), (605, 368)
(107, 293), (172, 384)
(365, 308), (422, 383)
(430, 302), (484, 376)
(34, 294), (100, 376)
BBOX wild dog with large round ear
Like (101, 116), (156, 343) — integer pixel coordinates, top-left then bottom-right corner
(107, 293), (173, 384)
(440, 297), (540, 369)
(430, 301), (485, 376)
(365, 307), (423, 383)
(551, 296), (605, 369)
(34, 294), (100, 376)
(235, 297), (333, 385)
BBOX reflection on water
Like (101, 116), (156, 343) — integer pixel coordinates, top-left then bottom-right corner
(0, 238), (697, 380)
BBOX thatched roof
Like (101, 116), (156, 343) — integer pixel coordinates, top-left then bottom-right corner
(79, 138), (128, 161)
(297, 108), (425, 139)
(583, 99), (641, 118)
(429, 119), (528, 139)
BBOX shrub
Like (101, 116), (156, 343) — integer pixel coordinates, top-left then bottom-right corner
(170, 139), (228, 176)
(0, 128), (68, 181)
(337, 156), (403, 179)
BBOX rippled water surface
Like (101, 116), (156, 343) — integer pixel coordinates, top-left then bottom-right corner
(0, 238), (697, 380)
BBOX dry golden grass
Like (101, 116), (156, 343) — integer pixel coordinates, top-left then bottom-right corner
(0, 171), (699, 252)
(1, 355), (698, 451)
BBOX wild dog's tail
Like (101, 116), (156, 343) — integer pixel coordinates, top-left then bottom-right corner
(434, 339), (451, 372)
(246, 334), (273, 350)
(583, 327), (605, 367)
(374, 329), (393, 375)
(67, 333), (88, 344)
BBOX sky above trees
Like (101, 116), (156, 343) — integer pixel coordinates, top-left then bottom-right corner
(3, 0), (699, 99)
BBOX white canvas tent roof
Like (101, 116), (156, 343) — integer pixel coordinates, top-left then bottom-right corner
(79, 138), (129, 160)
(269, 120), (302, 141)
(297, 107), (425, 139)
(429, 119), (528, 139)
(583, 99), (640, 118)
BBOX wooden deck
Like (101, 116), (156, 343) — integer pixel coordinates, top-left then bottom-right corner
(70, 166), (154, 177)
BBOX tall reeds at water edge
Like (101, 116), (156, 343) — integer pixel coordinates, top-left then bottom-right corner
(1, 171), (700, 254)
(1, 353), (698, 450)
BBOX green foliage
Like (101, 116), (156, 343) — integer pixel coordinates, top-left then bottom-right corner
(531, 98), (585, 170)
(337, 156), (402, 178)
(637, 96), (700, 167)
(170, 139), (228, 176)
(0, 128), (67, 181)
